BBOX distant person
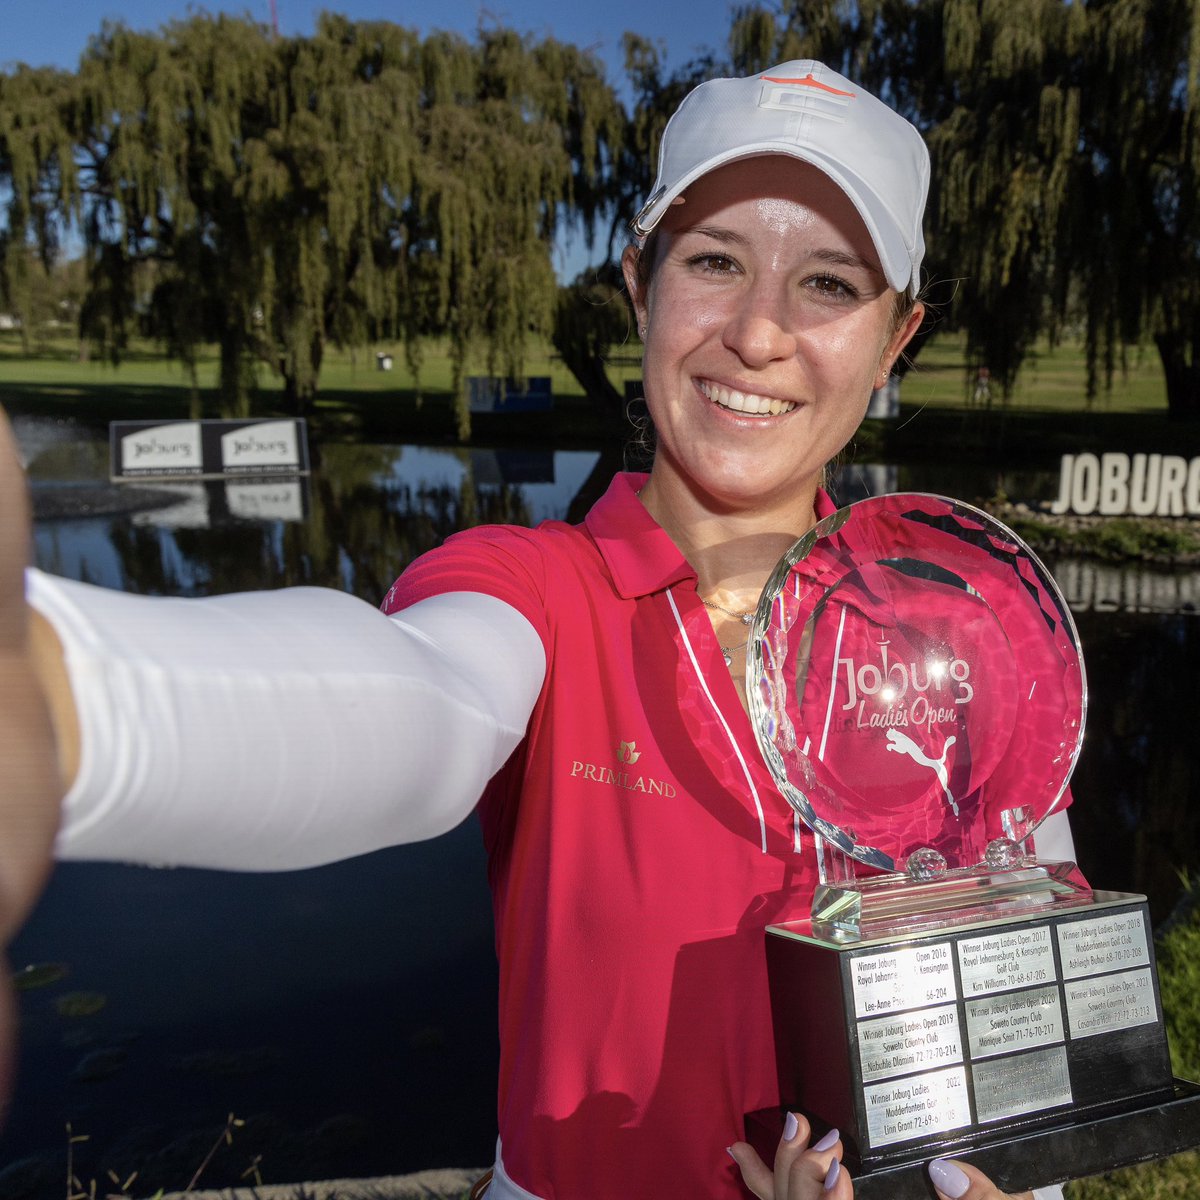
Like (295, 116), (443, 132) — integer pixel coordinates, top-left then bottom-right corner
(1, 60), (1072, 1200)
(972, 365), (992, 407)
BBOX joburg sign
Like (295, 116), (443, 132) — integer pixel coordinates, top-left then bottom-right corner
(1049, 452), (1200, 517)
(110, 419), (310, 481)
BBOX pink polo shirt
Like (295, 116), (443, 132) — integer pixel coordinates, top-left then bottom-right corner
(387, 472), (824, 1199)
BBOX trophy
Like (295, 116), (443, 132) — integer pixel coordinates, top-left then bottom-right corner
(742, 494), (1200, 1198)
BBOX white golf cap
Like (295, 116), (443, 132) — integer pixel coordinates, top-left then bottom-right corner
(632, 60), (929, 296)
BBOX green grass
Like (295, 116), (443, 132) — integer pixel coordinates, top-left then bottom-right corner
(0, 330), (636, 444)
(901, 332), (1169, 414)
(0, 327), (1168, 413)
(0, 330), (645, 402)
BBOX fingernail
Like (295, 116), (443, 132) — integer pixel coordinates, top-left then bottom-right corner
(813, 1127), (839, 1152)
(726, 1146), (737, 1162)
(928, 1158), (970, 1199)
(823, 1157), (841, 1191)
(783, 1111), (799, 1141)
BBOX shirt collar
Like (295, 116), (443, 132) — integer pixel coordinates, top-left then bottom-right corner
(585, 473), (694, 599)
(584, 472), (840, 601)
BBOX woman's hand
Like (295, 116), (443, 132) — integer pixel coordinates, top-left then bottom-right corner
(0, 408), (63, 1103)
(728, 1117), (1036, 1200)
(728, 1113), (851, 1200)
(928, 1158), (1036, 1200)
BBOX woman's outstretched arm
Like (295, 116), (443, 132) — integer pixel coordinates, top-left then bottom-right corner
(30, 573), (545, 869)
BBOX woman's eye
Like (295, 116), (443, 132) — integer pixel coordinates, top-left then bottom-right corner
(687, 253), (738, 275)
(807, 274), (859, 300)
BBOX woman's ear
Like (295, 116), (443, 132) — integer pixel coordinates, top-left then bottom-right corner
(879, 300), (926, 382)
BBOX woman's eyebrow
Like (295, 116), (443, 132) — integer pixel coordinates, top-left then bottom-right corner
(678, 224), (751, 247)
(811, 247), (883, 276)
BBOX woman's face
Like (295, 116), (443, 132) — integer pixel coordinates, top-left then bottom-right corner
(623, 155), (923, 516)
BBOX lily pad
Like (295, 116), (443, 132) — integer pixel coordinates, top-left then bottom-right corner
(54, 991), (107, 1018)
(11, 962), (69, 991)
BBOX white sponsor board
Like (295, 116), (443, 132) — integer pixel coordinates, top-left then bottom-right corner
(111, 419), (309, 480)
(220, 420), (301, 472)
(119, 422), (203, 475)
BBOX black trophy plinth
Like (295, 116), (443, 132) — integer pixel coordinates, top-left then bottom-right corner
(746, 890), (1200, 1195)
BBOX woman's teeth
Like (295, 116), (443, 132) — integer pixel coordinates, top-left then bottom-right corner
(699, 381), (797, 417)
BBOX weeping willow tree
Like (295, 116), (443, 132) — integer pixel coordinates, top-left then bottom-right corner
(0, 14), (623, 424)
(725, 0), (1086, 396)
(0, 65), (79, 350)
(909, 0), (1089, 401)
(1073, 0), (1200, 420)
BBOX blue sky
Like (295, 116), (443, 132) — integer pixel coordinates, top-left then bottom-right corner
(2, 0), (739, 83)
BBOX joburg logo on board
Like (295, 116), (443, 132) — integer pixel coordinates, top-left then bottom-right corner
(569, 740), (677, 797)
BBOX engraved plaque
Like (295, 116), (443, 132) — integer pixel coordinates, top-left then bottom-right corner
(1065, 968), (1158, 1039)
(957, 926), (1056, 997)
(965, 986), (1065, 1060)
(851, 942), (956, 1018)
(858, 1005), (963, 1082)
(973, 1045), (1072, 1123)
(864, 1066), (973, 1147)
(1058, 910), (1150, 979)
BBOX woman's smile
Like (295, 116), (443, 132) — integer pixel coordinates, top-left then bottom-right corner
(697, 378), (799, 418)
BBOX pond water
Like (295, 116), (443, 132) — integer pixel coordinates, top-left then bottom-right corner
(3, 417), (1199, 1193)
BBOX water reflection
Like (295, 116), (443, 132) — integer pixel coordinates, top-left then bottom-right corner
(8, 417), (1200, 1189)
(28, 435), (603, 601)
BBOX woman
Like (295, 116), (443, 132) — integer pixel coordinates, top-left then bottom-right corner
(0, 59), (1068, 1200)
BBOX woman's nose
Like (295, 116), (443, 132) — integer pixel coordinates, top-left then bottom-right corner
(721, 281), (798, 366)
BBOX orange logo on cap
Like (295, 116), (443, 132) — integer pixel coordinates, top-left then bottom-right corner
(760, 72), (854, 98)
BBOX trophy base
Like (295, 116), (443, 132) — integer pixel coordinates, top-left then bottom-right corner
(747, 1078), (1200, 1197)
(762, 891), (1199, 1190)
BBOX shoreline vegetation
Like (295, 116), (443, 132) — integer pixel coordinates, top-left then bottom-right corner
(986, 503), (1200, 567)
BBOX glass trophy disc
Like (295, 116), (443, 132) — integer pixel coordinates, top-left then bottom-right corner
(747, 494), (1086, 877)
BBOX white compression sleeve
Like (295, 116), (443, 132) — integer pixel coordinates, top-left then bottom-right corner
(27, 570), (545, 870)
